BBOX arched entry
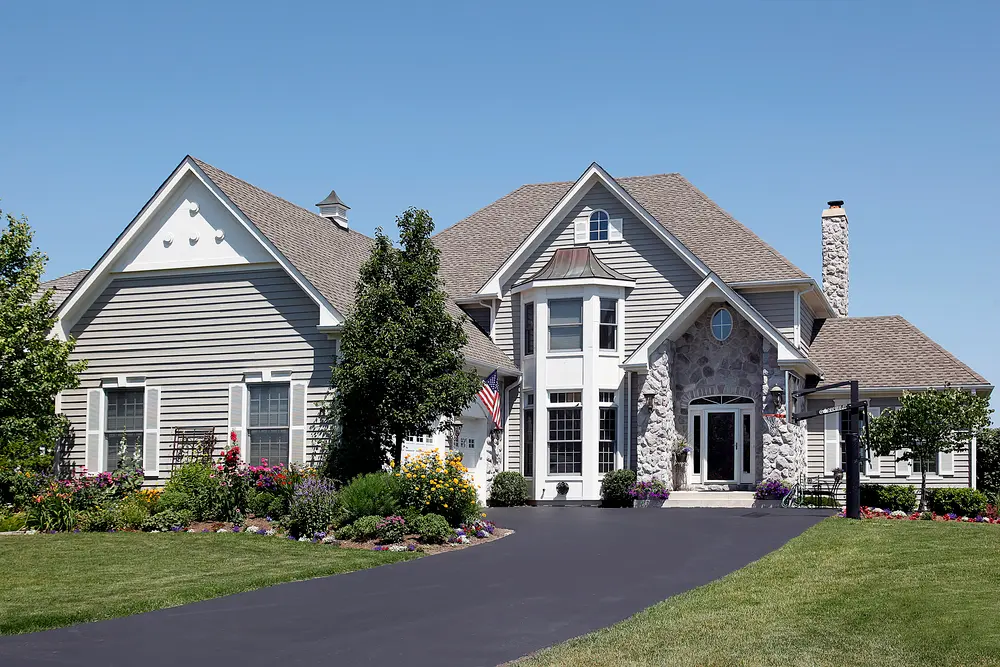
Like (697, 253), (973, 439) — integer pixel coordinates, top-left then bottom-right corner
(688, 395), (755, 484)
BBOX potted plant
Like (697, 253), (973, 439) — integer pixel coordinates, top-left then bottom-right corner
(555, 481), (570, 497)
(629, 478), (670, 508)
(672, 439), (693, 463)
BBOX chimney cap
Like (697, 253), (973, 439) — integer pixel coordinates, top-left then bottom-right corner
(316, 189), (350, 209)
(827, 200), (844, 208)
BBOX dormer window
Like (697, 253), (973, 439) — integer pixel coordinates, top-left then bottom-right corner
(589, 210), (609, 241)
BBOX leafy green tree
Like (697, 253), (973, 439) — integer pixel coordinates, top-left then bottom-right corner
(0, 207), (87, 471)
(869, 388), (992, 510)
(976, 427), (1000, 494)
(323, 208), (480, 482)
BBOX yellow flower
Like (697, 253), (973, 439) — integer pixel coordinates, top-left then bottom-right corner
(443, 504), (448, 508)
(482, 513), (487, 517)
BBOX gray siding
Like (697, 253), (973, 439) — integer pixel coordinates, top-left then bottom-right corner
(61, 268), (336, 480)
(804, 397), (971, 489)
(740, 290), (795, 344)
(501, 183), (702, 356)
(629, 372), (641, 470)
(461, 305), (492, 336)
(506, 389), (521, 473)
(800, 297), (815, 353)
(494, 293), (521, 366)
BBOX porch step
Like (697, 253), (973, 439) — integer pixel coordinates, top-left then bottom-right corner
(666, 491), (757, 508)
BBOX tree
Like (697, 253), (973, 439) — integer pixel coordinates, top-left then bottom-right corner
(0, 207), (87, 471)
(976, 427), (1000, 494)
(323, 208), (481, 482)
(868, 388), (993, 511)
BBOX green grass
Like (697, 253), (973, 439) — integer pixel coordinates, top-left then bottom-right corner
(0, 533), (416, 635)
(518, 519), (1000, 667)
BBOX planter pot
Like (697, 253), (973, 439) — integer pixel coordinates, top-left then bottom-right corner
(633, 498), (667, 509)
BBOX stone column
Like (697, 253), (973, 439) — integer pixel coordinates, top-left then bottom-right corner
(760, 340), (807, 483)
(636, 339), (679, 483)
(822, 201), (849, 317)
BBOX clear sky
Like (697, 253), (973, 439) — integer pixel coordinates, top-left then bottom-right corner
(2, 1), (997, 421)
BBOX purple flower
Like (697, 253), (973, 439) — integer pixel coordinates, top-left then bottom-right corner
(257, 528), (268, 535)
(407, 544), (417, 551)
(232, 526), (241, 533)
(170, 525), (182, 532)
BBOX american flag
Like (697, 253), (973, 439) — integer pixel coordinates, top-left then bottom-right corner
(477, 370), (502, 429)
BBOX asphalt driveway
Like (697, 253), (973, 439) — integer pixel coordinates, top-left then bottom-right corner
(0, 507), (828, 667)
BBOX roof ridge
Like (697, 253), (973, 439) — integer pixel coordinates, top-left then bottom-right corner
(670, 173), (809, 280)
(190, 156), (375, 243)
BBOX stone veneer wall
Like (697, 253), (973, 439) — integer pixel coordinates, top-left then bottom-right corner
(822, 208), (849, 317)
(635, 303), (809, 487)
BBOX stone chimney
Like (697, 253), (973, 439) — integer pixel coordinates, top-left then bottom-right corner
(821, 200), (849, 317)
(316, 190), (349, 229)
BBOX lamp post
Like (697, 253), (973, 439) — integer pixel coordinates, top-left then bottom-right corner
(444, 418), (463, 450)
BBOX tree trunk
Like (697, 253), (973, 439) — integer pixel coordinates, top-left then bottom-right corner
(919, 463), (928, 512)
(393, 433), (404, 471)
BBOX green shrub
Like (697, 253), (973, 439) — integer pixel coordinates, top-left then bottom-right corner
(79, 505), (118, 531)
(489, 471), (528, 507)
(113, 495), (151, 530)
(802, 496), (839, 508)
(350, 515), (382, 541)
(141, 509), (193, 531)
(25, 481), (78, 531)
(0, 511), (27, 531)
(333, 523), (357, 540)
(247, 489), (286, 519)
(927, 488), (989, 517)
(0, 468), (44, 507)
(335, 473), (399, 526)
(160, 462), (215, 519)
(286, 478), (337, 537)
(375, 515), (407, 543)
(600, 469), (637, 508)
(860, 484), (917, 513)
(412, 513), (451, 543)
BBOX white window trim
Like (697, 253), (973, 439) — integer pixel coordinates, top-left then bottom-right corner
(547, 390), (583, 477)
(547, 298), (584, 353)
(598, 390), (618, 476)
(865, 406), (881, 478)
(99, 380), (148, 475)
(711, 307), (734, 342)
(587, 209), (610, 242)
(598, 297), (618, 353)
(522, 392), (535, 478)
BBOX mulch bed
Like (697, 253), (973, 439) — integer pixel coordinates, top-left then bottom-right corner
(338, 527), (513, 554)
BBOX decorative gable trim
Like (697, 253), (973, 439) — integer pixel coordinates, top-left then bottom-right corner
(477, 163), (711, 298)
(54, 157), (343, 339)
(622, 274), (817, 373)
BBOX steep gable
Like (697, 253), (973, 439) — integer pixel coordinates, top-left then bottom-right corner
(435, 171), (808, 300)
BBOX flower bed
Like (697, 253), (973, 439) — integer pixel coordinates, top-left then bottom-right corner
(841, 505), (1000, 523)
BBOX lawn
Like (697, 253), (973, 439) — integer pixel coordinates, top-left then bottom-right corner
(518, 519), (1000, 667)
(0, 533), (416, 635)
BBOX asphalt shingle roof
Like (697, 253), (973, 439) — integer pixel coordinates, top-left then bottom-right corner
(37, 269), (89, 308)
(434, 172), (807, 298)
(192, 158), (516, 373)
(810, 316), (990, 389)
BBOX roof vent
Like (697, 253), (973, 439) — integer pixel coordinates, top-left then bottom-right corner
(316, 190), (349, 229)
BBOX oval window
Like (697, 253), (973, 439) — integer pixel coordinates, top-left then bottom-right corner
(711, 308), (733, 341)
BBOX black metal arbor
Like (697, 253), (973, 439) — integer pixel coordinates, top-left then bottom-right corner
(792, 380), (865, 519)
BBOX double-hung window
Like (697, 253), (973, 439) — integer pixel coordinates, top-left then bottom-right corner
(599, 391), (616, 473)
(248, 383), (290, 466)
(548, 299), (583, 351)
(548, 391), (582, 474)
(105, 388), (144, 471)
(912, 451), (938, 474)
(523, 393), (534, 477)
(599, 298), (617, 351)
(523, 302), (534, 356)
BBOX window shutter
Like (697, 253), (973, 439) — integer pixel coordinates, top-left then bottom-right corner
(143, 387), (160, 478)
(865, 407), (881, 477)
(86, 389), (103, 474)
(939, 449), (954, 476)
(290, 381), (308, 466)
(228, 384), (245, 451)
(824, 411), (840, 475)
(574, 218), (588, 244)
(895, 449), (911, 477)
(609, 217), (624, 241)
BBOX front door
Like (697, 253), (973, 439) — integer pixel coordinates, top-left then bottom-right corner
(705, 411), (737, 482)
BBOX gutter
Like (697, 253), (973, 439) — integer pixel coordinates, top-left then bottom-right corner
(807, 384), (994, 396)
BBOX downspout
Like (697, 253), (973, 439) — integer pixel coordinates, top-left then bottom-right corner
(624, 370), (631, 470)
(971, 388), (978, 489)
(503, 377), (523, 473)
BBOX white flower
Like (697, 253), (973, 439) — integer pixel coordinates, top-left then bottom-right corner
(26, 529), (38, 535)
(265, 528), (276, 536)
(150, 529), (160, 533)
(217, 528), (229, 533)
(870, 508), (885, 514)
(298, 536), (309, 542)
(388, 544), (408, 552)
(321, 536), (337, 544)
(890, 510), (907, 517)
(187, 529), (196, 533)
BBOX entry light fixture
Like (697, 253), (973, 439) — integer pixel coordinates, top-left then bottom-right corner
(642, 390), (656, 409)
(769, 385), (785, 411)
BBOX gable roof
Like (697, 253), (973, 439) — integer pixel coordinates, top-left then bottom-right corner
(192, 159), (515, 374)
(435, 172), (807, 298)
(37, 269), (89, 307)
(810, 316), (990, 389)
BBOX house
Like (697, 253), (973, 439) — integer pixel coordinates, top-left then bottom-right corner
(45, 157), (992, 501)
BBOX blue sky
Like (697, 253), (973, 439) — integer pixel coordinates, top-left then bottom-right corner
(2, 1), (997, 421)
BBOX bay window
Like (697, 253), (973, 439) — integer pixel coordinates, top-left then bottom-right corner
(548, 299), (583, 351)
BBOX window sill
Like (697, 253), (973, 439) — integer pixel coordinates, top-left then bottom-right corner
(545, 350), (584, 357)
